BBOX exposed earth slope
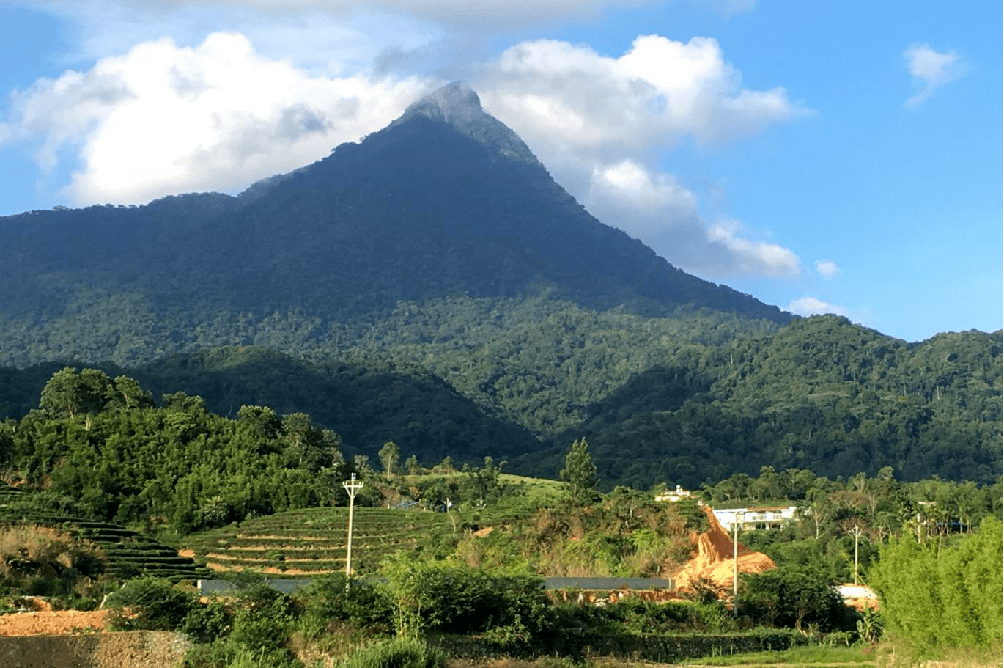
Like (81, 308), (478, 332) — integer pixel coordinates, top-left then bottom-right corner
(672, 507), (776, 592)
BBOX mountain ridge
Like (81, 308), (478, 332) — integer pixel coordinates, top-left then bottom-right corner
(0, 82), (791, 369)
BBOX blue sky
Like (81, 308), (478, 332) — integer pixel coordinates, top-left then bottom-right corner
(2, 0), (1001, 342)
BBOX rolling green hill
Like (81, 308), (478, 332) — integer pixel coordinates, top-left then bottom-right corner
(1, 315), (1000, 490)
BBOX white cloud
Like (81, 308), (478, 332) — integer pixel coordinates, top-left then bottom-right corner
(706, 220), (801, 277)
(903, 43), (967, 108)
(815, 259), (840, 278)
(587, 160), (698, 234)
(787, 296), (848, 317)
(477, 35), (808, 278)
(2, 32), (432, 205)
(2, 26), (808, 279)
(580, 161), (802, 278)
(480, 35), (809, 155)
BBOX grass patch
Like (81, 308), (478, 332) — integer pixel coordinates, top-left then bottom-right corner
(681, 644), (874, 666)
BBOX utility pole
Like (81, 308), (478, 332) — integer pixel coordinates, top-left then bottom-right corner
(851, 525), (863, 585)
(733, 510), (745, 604)
(343, 473), (363, 581)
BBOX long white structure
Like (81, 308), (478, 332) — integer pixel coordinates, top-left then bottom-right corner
(713, 506), (798, 532)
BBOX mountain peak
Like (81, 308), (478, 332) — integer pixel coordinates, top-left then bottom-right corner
(395, 82), (539, 165)
(404, 81), (483, 125)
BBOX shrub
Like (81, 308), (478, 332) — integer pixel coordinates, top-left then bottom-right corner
(870, 517), (1003, 654)
(181, 598), (233, 644)
(106, 576), (198, 631)
(182, 583), (299, 668)
(384, 558), (549, 642)
(295, 573), (393, 638)
(183, 641), (298, 668)
(736, 565), (846, 632)
(339, 636), (446, 668)
(229, 583), (296, 652)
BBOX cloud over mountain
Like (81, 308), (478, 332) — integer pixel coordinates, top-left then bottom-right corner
(477, 35), (809, 277)
(787, 296), (848, 317)
(2, 27), (808, 279)
(2, 32), (429, 204)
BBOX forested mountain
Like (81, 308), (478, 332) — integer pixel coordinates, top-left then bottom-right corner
(0, 84), (999, 489)
(0, 82), (784, 369)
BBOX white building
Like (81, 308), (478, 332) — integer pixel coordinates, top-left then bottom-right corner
(654, 484), (695, 503)
(713, 506), (798, 532)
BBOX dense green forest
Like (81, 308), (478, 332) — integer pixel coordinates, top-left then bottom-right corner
(1, 367), (999, 543)
(1, 368), (346, 535)
(2, 309), (998, 488)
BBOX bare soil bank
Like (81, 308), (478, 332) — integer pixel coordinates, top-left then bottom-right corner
(0, 630), (190, 668)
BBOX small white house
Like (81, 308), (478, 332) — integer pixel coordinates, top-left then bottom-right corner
(654, 484), (694, 503)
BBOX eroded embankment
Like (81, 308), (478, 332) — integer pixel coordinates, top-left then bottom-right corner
(671, 506), (776, 591)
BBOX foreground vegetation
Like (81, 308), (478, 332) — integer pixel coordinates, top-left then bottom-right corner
(95, 514), (1000, 668)
(0, 368), (999, 668)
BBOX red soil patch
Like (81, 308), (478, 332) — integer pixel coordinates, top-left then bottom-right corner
(671, 506), (776, 592)
(0, 607), (109, 636)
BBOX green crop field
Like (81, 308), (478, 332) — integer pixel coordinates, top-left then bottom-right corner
(0, 485), (212, 582)
(181, 506), (457, 577)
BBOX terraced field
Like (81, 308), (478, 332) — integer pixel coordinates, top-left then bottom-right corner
(0, 486), (212, 582)
(181, 506), (456, 577)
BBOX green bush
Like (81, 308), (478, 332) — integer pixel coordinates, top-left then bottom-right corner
(339, 636), (446, 668)
(229, 583), (296, 652)
(106, 576), (198, 631)
(181, 598), (233, 644)
(183, 641), (298, 668)
(384, 558), (549, 642)
(870, 517), (1003, 654)
(736, 565), (846, 632)
(182, 583), (298, 668)
(557, 597), (735, 636)
(295, 573), (393, 638)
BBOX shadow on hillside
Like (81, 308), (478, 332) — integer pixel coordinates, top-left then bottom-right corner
(133, 347), (542, 466)
(581, 364), (714, 429)
(0, 349), (542, 467)
(511, 364), (716, 486)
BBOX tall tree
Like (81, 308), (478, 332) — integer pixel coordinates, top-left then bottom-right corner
(379, 441), (400, 480)
(561, 438), (598, 504)
(39, 367), (112, 419)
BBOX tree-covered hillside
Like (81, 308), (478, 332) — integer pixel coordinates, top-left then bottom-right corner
(537, 317), (1001, 488)
(2, 311), (999, 488)
(1, 368), (346, 535)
